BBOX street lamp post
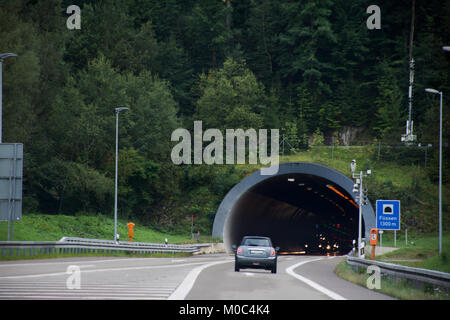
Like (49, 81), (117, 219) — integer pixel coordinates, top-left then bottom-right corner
(350, 160), (371, 258)
(114, 107), (129, 243)
(0, 53), (18, 143)
(425, 88), (443, 255)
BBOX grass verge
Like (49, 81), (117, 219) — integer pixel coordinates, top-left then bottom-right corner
(0, 213), (208, 243)
(334, 257), (449, 300)
(0, 213), (210, 260)
(372, 233), (450, 273)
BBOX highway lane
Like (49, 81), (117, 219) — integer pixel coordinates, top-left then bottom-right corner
(186, 255), (395, 300)
(0, 254), (395, 300)
(0, 255), (232, 300)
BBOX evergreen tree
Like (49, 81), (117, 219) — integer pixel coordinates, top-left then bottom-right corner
(373, 63), (405, 143)
(194, 58), (265, 130)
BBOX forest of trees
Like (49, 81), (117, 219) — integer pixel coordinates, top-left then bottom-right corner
(0, 0), (448, 232)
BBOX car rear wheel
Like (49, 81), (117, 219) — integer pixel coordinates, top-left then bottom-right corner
(235, 262), (240, 272)
(271, 263), (277, 274)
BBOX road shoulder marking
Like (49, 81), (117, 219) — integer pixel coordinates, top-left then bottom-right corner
(168, 260), (231, 300)
(285, 258), (347, 300)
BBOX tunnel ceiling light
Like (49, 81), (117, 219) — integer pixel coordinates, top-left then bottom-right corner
(326, 185), (349, 200)
(287, 178), (295, 182)
(349, 199), (359, 209)
(298, 183), (305, 186)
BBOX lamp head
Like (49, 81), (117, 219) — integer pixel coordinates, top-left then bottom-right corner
(0, 53), (18, 62)
(425, 88), (440, 94)
(115, 107), (129, 113)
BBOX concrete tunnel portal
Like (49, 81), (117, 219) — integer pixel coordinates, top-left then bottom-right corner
(212, 162), (376, 255)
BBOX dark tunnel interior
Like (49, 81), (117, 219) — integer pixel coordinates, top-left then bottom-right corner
(224, 173), (363, 255)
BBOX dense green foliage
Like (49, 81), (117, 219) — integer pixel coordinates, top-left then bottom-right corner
(0, 0), (448, 234)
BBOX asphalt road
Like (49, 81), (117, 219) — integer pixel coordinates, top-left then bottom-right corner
(186, 255), (394, 300)
(0, 254), (395, 300)
(0, 255), (230, 300)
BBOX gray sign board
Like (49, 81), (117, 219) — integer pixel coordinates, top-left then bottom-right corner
(0, 143), (23, 221)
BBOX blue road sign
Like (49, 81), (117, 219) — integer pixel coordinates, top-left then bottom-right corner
(376, 200), (400, 230)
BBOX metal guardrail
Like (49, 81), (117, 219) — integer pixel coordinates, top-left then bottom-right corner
(59, 237), (205, 249)
(346, 255), (450, 288)
(0, 237), (205, 258)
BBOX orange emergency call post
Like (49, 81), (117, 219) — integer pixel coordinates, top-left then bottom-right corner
(370, 228), (378, 260)
(127, 222), (135, 242)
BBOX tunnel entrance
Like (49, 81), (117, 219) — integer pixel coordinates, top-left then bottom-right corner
(212, 162), (375, 255)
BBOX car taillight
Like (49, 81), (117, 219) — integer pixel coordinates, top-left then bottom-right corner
(237, 247), (242, 254)
(270, 248), (275, 256)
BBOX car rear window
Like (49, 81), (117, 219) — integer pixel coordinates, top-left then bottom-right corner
(242, 238), (270, 247)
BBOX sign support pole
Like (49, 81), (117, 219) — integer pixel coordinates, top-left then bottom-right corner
(394, 230), (396, 247)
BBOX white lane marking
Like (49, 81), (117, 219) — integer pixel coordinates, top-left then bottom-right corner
(0, 261), (219, 280)
(285, 258), (347, 300)
(168, 260), (232, 300)
(0, 295), (167, 300)
(0, 258), (160, 268)
(0, 257), (221, 268)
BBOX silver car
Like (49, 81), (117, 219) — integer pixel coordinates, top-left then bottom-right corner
(232, 236), (279, 274)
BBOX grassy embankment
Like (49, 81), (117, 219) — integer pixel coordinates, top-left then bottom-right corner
(0, 213), (206, 243)
(334, 233), (450, 300)
(370, 232), (450, 273)
(0, 214), (205, 260)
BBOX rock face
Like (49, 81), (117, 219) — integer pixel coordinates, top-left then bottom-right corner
(338, 126), (365, 146)
(318, 127), (366, 146)
(193, 243), (226, 255)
